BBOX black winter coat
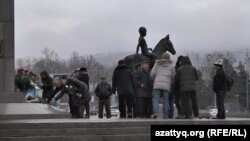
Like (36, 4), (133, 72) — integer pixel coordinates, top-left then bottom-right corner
(95, 82), (112, 99)
(55, 77), (90, 106)
(77, 73), (89, 87)
(175, 65), (199, 93)
(41, 76), (53, 99)
(112, 65), (135, 95)
(134, 69), (153, 98)
(213, 68), (227, 92)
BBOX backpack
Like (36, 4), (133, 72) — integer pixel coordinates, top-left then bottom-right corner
(226, 77), (234, 91)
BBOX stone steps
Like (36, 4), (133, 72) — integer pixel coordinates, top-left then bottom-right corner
(0, 134), (150, 141)
(0, 127), (150, 137)
(1, 118), (250, 141)
(0, 120), (151, 141)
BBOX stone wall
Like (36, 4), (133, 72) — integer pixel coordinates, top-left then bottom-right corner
(0, 0), (15, 94)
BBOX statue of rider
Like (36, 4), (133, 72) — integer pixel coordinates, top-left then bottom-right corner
(136, 27), (156, 60)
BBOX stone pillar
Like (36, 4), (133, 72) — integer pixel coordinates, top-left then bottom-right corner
(0, 0), (15, 94)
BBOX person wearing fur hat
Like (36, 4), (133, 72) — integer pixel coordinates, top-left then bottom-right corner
(213, 58), (227, 119)
(150, 53), (175, 118)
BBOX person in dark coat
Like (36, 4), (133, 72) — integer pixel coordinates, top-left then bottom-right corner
(112, 60), (135, 118)
(40, 70), (53, 103)
(134, 61), (153, 118)
(213, 58), (227, 119)
(175, 56), (199, 119)
(77, 67), (90, 118)
(54, 76), (90, 118)
(77, 67), (90, 87)
(95, 77), (112, 118)
(174, 56), (184, 118)
(132, 64), (141, 118)
(15, 68), (24, 92)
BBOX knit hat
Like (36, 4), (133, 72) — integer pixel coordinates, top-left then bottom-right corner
(80, 67), (87, 72)
(17, 68), (24, 73)
(29, 71), (37, 77)
(118, 60), (126, 66)
(214, 58), (223, 67)
(161, 52), (170, 60)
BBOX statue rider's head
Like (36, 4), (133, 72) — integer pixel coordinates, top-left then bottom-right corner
(139, 27), (147, 37)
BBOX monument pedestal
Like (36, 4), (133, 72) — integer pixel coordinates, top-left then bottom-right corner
(0, 0), (15, 94)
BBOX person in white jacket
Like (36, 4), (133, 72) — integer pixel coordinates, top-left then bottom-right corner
(150, 53), (175, 118)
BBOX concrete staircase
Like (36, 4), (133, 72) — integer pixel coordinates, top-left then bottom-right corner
(0, 103), (69, 120)
(1, 118), (250, 141)
(0, 120), (151, 141)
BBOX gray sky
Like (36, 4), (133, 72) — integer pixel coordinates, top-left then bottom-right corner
(15, 0), (250, 58)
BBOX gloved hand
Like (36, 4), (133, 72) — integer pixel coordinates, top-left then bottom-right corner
(76, 93), (82, 98)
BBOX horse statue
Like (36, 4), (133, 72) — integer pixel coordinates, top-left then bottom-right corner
(124, 34), (176, 69)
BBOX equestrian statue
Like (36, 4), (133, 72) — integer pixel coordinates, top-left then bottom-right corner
(124, 27), (176, 69)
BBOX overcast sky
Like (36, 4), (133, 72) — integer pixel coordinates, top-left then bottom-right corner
(15, 0), (250, 58)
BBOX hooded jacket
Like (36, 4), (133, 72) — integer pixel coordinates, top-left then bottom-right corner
(40, 71), (53, 99)
(175, 57), (199, 92)
(150, 59), (175, 91)
(77, 73), (89, 87)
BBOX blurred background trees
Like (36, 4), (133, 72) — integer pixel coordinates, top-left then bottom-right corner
(16, 48), (250, 112)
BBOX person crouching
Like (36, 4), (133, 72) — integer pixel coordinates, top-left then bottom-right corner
(54, 76), (90, 118)
(95, 77), (112, 118)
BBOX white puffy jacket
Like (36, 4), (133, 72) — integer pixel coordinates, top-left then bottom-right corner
(150, 59), (175, 91)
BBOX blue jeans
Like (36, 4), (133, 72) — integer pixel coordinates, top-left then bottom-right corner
(168, 92), (174, 118)
(152, 89), (169, 118)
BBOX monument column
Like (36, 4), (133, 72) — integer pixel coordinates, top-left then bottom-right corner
(0, 0), (15, 94)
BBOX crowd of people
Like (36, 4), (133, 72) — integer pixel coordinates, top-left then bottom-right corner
(15, 52), (228, 119)
(15, 68), (91, 118)
(112, 53), (228, 119)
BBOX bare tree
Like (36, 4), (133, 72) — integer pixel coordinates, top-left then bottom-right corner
(69, 52), (104, 71)
(33, 48), (63, 73)
(15, 57), (38, 70)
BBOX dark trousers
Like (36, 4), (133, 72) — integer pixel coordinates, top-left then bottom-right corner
(216, 91), (226, 119)
(71, 106), (80, 117)
(82, 102), (90, 117)
(98, 98), (111, 118)
(133, 96), (138, 118)
(118, 95), (133, 118)
(138, 97), (152, 118)
(68, 96), (73, 115)
(181, 91), (199, 118)
(174, 91), (182, 116)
